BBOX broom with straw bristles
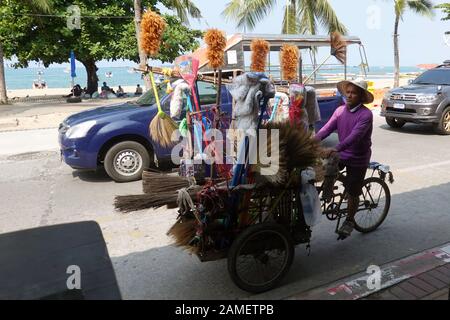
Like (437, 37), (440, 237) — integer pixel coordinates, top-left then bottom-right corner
(142, 169), (205, 194)
(141, 10), (178, 148)
(303, 31), (347, 84)
(115, 185), (203, 213)
(280, 44), (300, 83)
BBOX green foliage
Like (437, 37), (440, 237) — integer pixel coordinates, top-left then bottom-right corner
(1, 0), (201, 66)
(436, 3), (450, 20)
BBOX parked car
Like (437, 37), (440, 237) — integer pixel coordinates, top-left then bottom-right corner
(59, 82), (343, 182)
(380, 61), (450, 134)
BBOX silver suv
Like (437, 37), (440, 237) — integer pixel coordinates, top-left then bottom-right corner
(381, 61), (450, 135)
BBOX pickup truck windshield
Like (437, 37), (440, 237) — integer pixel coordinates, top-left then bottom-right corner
(136, 85), (167, 106)
(413, 69), (450, 85)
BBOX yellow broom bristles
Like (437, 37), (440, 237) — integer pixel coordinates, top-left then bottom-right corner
(280, 44), (299, 81)
(140, 10), (166, 57)
(204, 29), (227, 70)
(149, 114), (178, 148)
(250, 39), (270, 72)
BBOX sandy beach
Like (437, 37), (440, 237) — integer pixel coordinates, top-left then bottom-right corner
(6, 85), (139, 99)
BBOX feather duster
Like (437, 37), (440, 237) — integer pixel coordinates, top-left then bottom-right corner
(204, 29), (227, 70)
(280, 44), (299, 81)
(250, 39), (270, 72)
(140, 10), (166, 57)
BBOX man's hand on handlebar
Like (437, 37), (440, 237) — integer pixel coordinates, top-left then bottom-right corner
(320, 148), (338, 159)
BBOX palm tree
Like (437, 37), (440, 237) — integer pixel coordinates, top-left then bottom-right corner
(0, 0), (52, 104)
(133, 0), (201, 88)
(392, 0), (434, 88)
(222, 0), (347, 35)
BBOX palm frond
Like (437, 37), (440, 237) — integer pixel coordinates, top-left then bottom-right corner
(29, 0), (52, 12)
(161, 0), (202, 24)
(313, 0), (348, 34)
(222, 0), (276, 31)
(406, 0), (435, 18)
(282, 1), (298, 34)
(298, 0), (317, 35)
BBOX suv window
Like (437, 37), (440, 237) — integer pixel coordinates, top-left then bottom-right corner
(136, 84), (167, 106)
(413, 69), (450, 86)
(197, 81), (217, 106)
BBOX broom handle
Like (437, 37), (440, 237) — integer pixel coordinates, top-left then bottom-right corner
(303, 55), (332, 85)
(149, 70), (163, 114)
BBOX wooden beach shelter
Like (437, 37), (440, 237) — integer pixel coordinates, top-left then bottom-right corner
(191, 33), (368, 90)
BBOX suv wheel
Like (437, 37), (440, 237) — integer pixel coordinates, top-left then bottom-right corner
(434, 107), (450, 135)
(104, 141), (150, 182)
(386, 117), (406, 129)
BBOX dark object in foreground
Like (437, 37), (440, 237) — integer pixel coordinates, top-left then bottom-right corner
(0, 221), (121, 300)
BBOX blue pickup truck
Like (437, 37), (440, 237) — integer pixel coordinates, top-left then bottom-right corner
(59, 81), (342, 182)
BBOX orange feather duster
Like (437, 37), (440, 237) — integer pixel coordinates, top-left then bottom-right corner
(204, 29), (227, 70)
(140, 10), (166, 57)
(280, 44), (300, 81)
(250, 39), (270, 72)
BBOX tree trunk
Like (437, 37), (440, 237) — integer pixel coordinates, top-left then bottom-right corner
(393, 13), (400, 88)
(134, 0), (151, 90)
(0, 42), (8, 104)
(81, 59), (99, 96)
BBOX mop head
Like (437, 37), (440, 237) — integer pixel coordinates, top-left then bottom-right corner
(330, 32), (347, 64)
(170, 81), (190, 118)
(250, 39), (270, 72)
(204, 29), (227, 70)
(253, 121), (321, 187)
(149, 113), (178, 148)
(140, 10), (166, 57)
(280, 44), (299, 81)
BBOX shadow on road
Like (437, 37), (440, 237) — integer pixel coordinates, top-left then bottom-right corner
(379, 123), (437, 136)
(111, 181), (450, 300)
(72, 168), (112, 183)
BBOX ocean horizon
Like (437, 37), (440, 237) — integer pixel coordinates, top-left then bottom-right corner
(4, 65), (424, 90)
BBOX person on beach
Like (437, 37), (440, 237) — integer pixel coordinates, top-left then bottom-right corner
(101, 82), (110, 93)
(135, 84), (143, 96)
(315, 80), (374, 239)
(116, 85), (125, 97)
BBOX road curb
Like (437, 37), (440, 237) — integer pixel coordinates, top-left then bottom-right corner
(286, 242), (450, 300)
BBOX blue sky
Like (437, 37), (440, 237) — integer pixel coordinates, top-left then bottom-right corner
(11, 0), (450, 68)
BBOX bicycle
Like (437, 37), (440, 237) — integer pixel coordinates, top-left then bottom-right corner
(318, 162), (394, 235)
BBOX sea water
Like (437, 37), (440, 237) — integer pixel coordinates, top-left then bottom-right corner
(4, 65), (423, 90)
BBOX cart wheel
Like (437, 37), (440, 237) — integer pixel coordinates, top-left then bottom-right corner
(227, 223), (295, 293)
(354, 177), (391, 233)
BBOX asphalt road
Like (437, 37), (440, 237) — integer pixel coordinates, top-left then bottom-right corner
(1, 110), (450, 299)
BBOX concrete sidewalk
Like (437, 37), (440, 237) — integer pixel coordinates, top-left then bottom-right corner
(286, 242), (450, 300)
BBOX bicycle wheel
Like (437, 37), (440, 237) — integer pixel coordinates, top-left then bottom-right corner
(227, 223), (294, 293)
(354, 177), (391, 233)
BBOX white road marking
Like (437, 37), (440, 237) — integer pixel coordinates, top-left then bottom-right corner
(396, 160), (450, 173)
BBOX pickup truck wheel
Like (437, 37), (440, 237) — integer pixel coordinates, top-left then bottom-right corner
(386, 117), (406, 129)
(104, 141), (150, 182)
(434, 107), (450, 135)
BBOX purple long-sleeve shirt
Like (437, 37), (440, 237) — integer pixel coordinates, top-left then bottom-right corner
(316, 104), (373, 167)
